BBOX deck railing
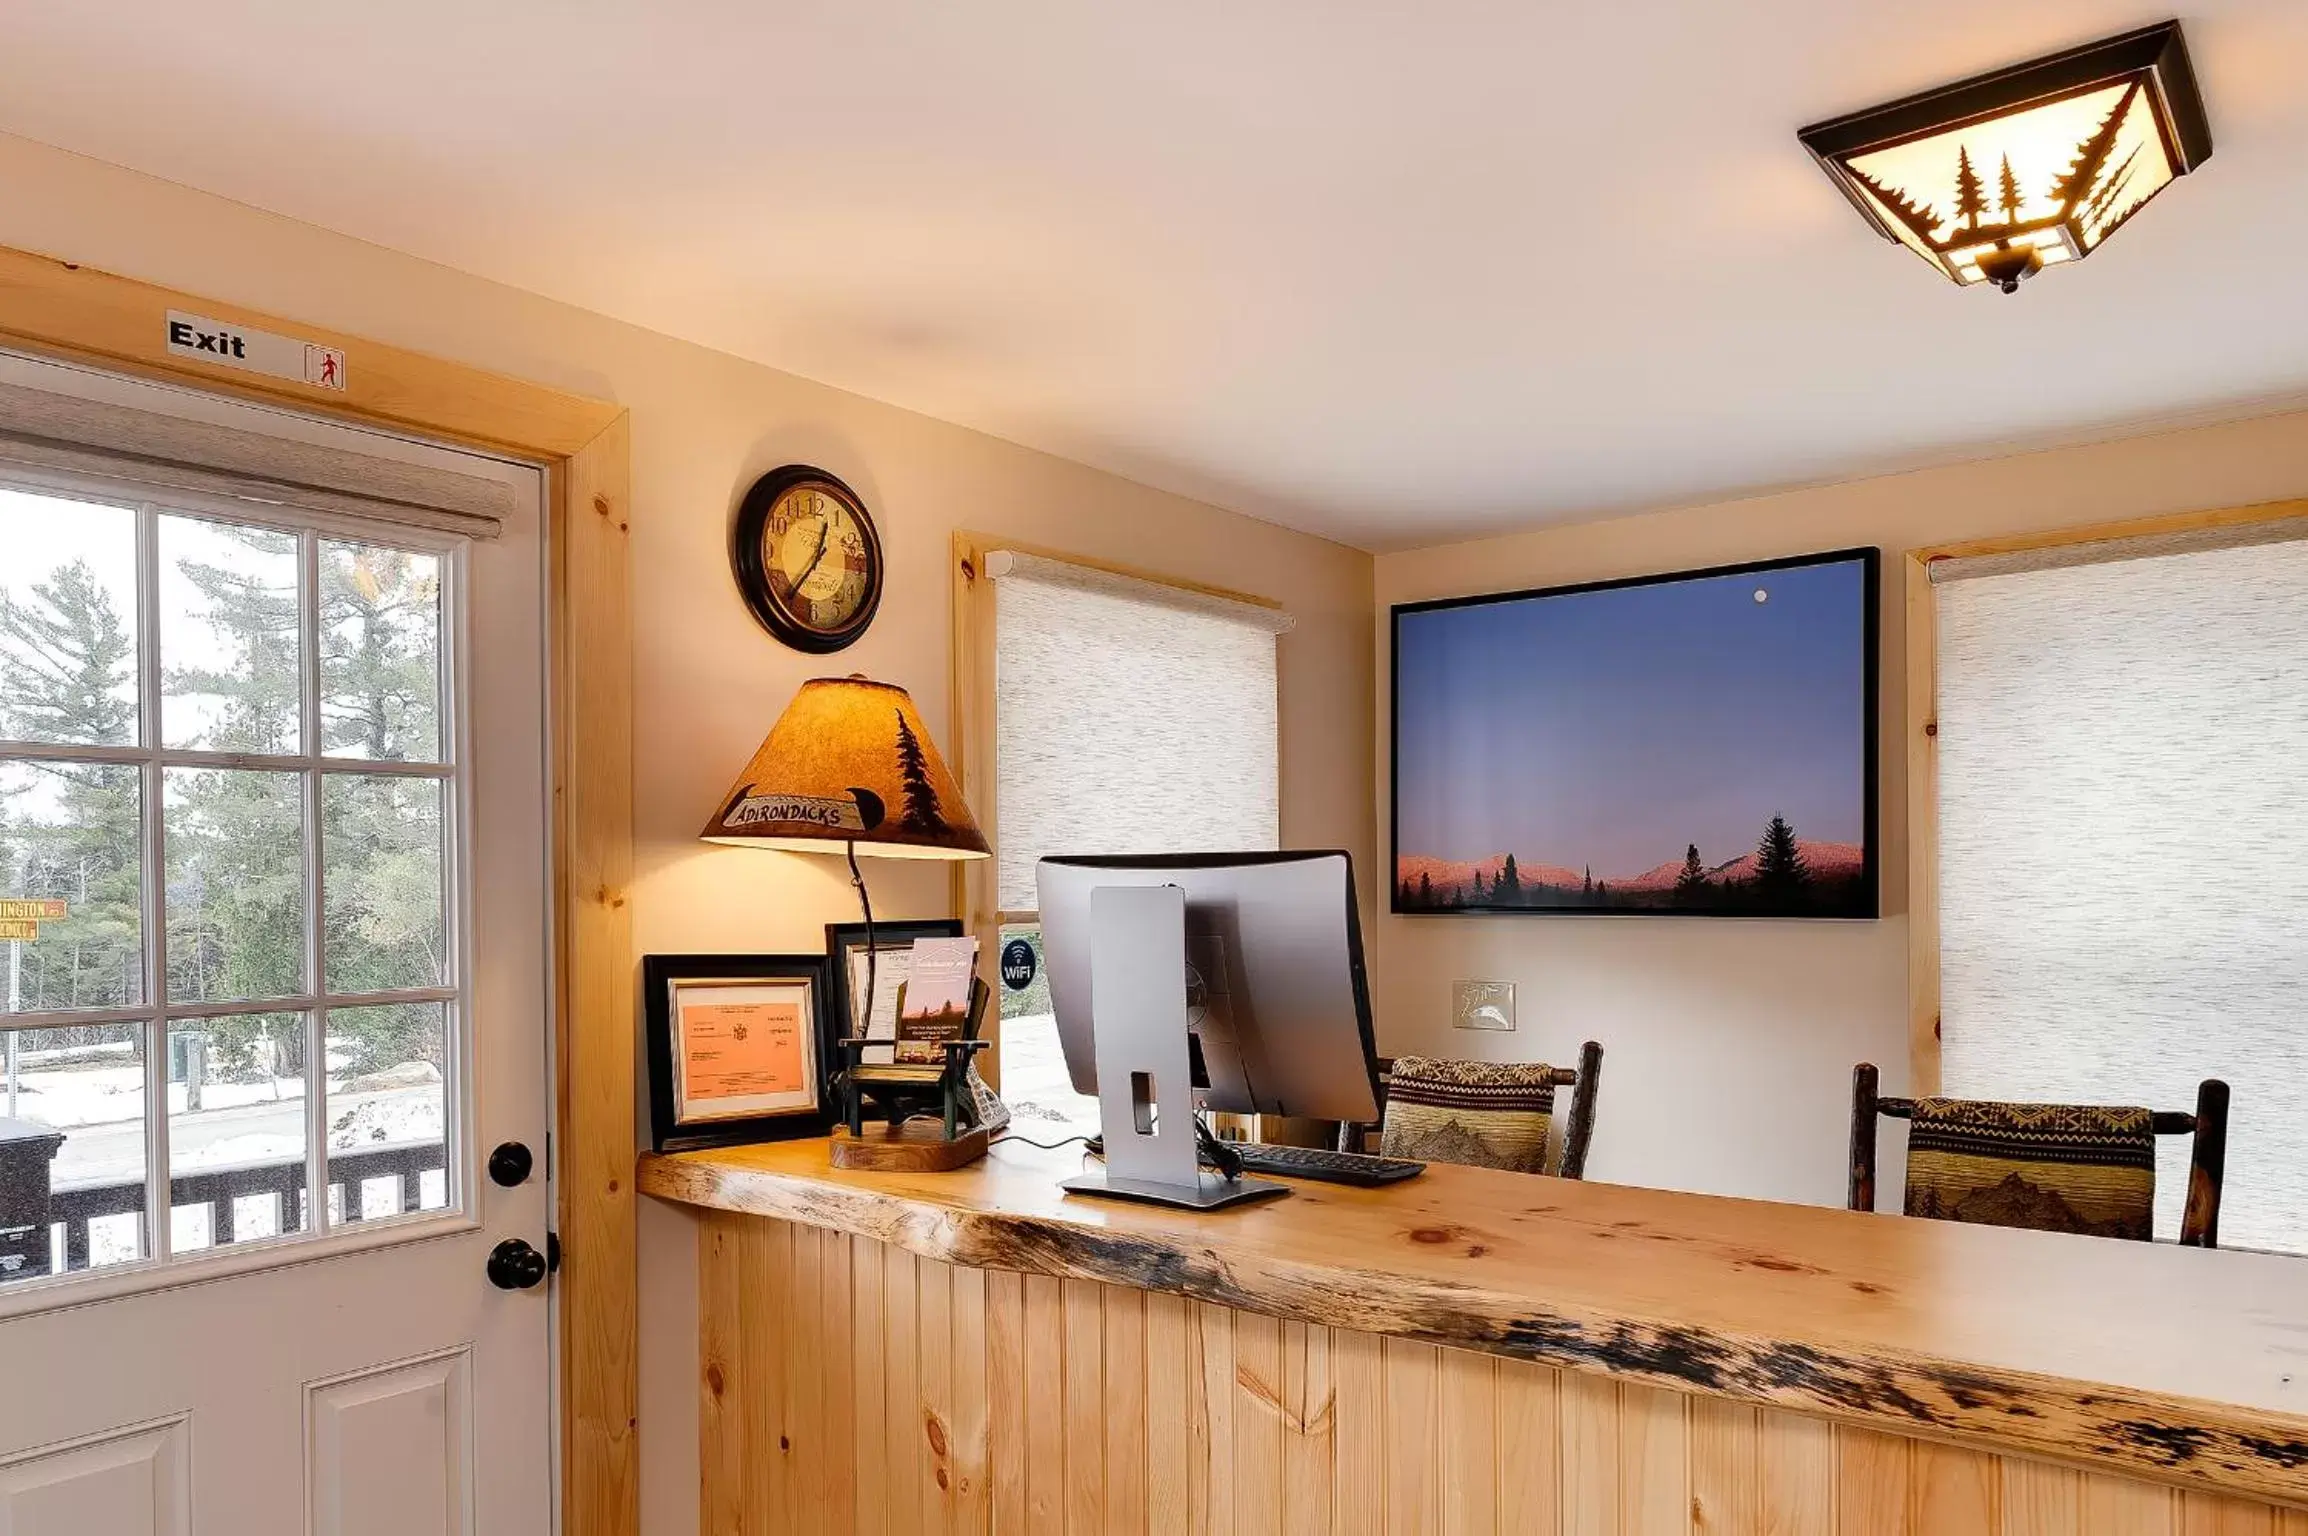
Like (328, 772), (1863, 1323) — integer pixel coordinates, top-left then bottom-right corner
(43, 1139), (448, 1271)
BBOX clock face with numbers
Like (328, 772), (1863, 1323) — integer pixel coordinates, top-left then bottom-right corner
(731, 466), (884, 653)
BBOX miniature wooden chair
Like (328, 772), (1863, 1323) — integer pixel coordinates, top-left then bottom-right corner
(1347, 1041), (1603, 1178)
(1848, 1063), (2228, 1246)
(835, 977), (993, 1148)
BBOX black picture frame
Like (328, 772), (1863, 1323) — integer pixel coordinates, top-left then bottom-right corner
(1389, 546), (1881, 920)
(643, 953), (838, 1153)
(824, 918), (966, 1047)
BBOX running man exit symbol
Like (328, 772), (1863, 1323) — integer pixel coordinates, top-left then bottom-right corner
(306, 345), (346, 390)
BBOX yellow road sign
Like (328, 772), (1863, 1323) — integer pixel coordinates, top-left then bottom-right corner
(0, 920), (38, 942)
(0, 899), (65, 921)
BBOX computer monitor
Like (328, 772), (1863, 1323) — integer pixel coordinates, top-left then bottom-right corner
(1035, 850), (1382, 1125)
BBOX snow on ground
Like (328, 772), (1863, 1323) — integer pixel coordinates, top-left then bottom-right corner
(998, 1013), (1099, 1135)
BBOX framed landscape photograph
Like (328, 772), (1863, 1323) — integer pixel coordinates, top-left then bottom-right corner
(644, 953), (836, 1152)
(1391, 547), (1879, 919)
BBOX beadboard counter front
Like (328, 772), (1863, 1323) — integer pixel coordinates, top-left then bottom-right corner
(641, 1138), (2308, 1530)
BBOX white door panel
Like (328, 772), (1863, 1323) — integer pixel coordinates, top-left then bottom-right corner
(0, 1417), (188, 1536)
(307, 1349), (472, 1536)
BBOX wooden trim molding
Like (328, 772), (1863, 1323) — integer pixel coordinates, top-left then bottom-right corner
(0, 242), (638, 1536)
(644, 1139), (2308, 1510)
(1903, 552), (1941, 1098)
(948, 532), (1002, 1087)
(1903, 494), (2308, 1096)
(556, 416), (638, 1536)
(961, 529), (1286, 613)
(0, 244), (618, 456)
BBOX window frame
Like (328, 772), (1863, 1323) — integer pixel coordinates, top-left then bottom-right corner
(0, 458), (477, 1313)
(1903, 494), (2308, 1096)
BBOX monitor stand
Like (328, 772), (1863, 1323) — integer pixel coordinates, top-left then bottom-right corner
(1060, 883), (1288, 1213)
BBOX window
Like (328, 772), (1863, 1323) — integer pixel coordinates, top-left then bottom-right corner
(1929, 522), (2308, 1252)
(982, 549), (1291, 1132)
(1, 476), (464, 1287)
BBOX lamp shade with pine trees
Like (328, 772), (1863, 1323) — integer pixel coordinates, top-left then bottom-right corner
(1797, 21), (2211, 292)
(700, 676), (988, 860)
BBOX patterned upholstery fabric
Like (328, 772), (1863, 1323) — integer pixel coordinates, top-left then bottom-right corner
(1380, 1056), (1556, 1173)
(1903, 1097), (2157, 1241)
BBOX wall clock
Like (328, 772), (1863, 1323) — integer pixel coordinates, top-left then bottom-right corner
(730, 465), (885, 653)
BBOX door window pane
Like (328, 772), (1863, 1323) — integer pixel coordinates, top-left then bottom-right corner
(0, 758), (144, 1015)
(165, 767), (306, 1005)
(321, 542), (443, 763)
(168, 1013), (308, 1249)
(323, 775), (445, 994)
(159, 514), (302, 754)
(0, 485), (472, 1293)
(326, 1002), (448, 1221)
(2, 1021), (148, 1279)
(0, 489), (140, 748)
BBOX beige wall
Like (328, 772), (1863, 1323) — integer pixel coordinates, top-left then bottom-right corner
(0, 134), (1374, 1535)
(1374, 410), (2308, 1209)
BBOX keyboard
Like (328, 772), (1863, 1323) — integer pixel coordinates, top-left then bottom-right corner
(1227, 1142), (1425, 1186)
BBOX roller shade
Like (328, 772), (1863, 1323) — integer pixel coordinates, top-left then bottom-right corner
(990, 550), (1291, 913)
(0, 379), (512, 537)
(1932, 522), (2308, 1252)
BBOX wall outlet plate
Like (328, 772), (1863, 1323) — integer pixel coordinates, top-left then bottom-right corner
(1452, 980), (1515, 1032)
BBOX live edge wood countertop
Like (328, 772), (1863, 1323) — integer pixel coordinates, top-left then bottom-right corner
(639, 1138), (2308, 1507)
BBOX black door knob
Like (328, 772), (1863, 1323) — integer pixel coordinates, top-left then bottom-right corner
(488, 1141), (534, 1188)
(487, 1237), (548, 1291)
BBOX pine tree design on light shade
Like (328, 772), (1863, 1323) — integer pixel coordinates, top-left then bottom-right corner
(2050, 84), (2135, 212)
(892, 708), (949, 836)
(1998, 153), (2025, 222)
(1952, 145), (1987, 229)
(1851, 168), (1944, 246)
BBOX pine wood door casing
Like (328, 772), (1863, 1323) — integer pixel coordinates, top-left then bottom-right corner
(697, 1214), (2308, 1536)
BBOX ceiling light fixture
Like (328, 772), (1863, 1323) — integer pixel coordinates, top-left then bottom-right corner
(1798, 21), (2212, 293)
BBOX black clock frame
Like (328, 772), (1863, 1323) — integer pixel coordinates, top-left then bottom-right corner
(730, 463), (885, 654)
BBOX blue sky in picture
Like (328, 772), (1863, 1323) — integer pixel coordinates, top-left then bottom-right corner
(1394, 557), (1868, 881)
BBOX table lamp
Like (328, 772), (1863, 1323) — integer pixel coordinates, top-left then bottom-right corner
(700, 675), (988, 1053)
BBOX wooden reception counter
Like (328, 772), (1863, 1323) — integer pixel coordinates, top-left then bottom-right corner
(640, 1138), (2308, 1534)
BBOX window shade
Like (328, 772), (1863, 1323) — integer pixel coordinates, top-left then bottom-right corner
(990, 551), (1292, 913)
(0, 379), (511, 537)
(1933, 531), (2308, 1252)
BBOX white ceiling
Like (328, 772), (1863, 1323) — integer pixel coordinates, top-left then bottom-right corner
(5, 3), (2308, 551)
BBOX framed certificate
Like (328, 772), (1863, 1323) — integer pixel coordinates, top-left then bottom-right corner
(644, 953), (834, 1152)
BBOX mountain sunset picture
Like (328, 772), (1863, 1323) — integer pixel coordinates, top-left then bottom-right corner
(1392, 549), (1878, 918)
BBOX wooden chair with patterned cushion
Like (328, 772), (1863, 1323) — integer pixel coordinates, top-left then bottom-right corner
(1847, 1063), (2229, 1246)
(1367, 1042), (1604, 1177)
